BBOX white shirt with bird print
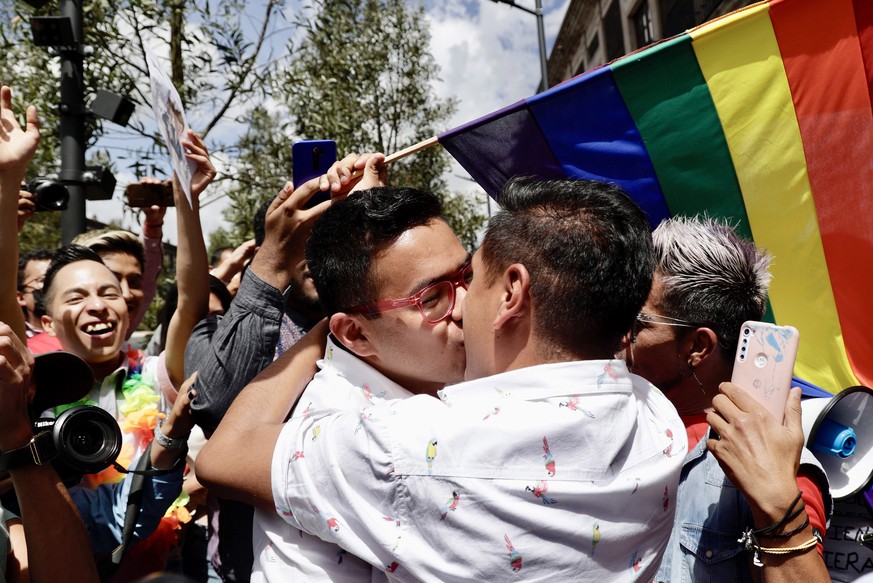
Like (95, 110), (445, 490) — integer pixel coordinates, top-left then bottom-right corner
(254, 335), (412, 583)
(272, 357), (686, 582)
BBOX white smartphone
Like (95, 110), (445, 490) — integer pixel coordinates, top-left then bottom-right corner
(730, 321), (799, 423)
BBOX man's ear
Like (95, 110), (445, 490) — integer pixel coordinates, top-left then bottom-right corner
(686, 327), (719, 367)
(493, 263), (531, 330)
(329, 313), (376, 358)
(17, 291), (26, 309)
(41, 314), (57, 337)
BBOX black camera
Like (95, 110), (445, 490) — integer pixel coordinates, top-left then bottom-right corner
(26, 178), (70, 212)
(32, 406), (122, 486)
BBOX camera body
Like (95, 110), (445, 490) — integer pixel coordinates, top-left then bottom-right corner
(26, 178), (70, 212)
(125, 182), (174, 208)
(32, 406), (122, 486)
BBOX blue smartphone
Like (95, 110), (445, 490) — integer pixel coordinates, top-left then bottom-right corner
(292, 140), (337, 207)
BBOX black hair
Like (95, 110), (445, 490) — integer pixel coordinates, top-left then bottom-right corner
(481, 177), (655, 356)
(18, 248), (55, 290)
(306, 187), (443, 316)
(40, 245), (106, 314)
(154, 275), (231, 351)
(210, 246), (234, 269)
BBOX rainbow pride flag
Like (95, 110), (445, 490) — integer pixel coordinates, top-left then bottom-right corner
(439, 0), (873, 394)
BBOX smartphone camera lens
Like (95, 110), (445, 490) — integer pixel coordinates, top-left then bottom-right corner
(743, 328), (751, 336)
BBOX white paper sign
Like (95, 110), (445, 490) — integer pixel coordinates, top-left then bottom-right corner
(144, 44), (197, 208)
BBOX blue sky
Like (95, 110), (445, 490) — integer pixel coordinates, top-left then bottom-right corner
(87, 0), (570, 244)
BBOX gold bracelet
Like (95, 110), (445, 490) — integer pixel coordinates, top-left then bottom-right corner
(757, 536), (819, 555)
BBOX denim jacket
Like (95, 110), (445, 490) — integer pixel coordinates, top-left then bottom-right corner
(654, 429), (831, 583)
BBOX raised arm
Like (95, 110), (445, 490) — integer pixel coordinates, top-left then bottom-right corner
(0, 87), (40, 343)
(210, 239), (256, 286)
(131, 202), (167, 332)
(197, 319), (328, 509)
(189, 165), (349, 431)
(163, 130), (214, 389)
(0, 323), (100, 583)
(707, 383), (831, 583)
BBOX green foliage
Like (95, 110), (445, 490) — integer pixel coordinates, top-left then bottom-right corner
(18, 213), (63, 253)
(226, 0), (484, 247)
(0, 0), (285, 181)
(281, 0), (455, 191)
(222, 106), (294, 243)
(208, 225), (237, 256)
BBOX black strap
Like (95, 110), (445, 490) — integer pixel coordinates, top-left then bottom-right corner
(113, 441), (151, 565)
(0, 431), (56, 471)
(98, 440), (152, 576)
(111, 449), (186, 477)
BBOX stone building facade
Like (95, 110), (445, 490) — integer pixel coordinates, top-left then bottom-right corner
(546, 0), (753, 87)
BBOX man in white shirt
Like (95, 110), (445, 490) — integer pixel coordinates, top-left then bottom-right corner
(200, 177), (686, 581)
(252, 185), (466, 581)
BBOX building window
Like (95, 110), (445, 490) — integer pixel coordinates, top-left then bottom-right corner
(633, 0), (654, 47)
(603, 0), (624, 61)
(694, 0), (721, 23)
(659, 0), (694, 38)
(587, 33), (600, 61)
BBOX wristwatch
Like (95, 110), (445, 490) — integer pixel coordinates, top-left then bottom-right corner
(154, 421), (187, 450)
(0, 431), (57, 471)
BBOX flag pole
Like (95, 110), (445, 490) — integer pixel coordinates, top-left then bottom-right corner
(384, 136), (439, 164)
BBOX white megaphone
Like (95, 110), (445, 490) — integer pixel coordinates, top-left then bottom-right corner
(801, 386), (873, 500)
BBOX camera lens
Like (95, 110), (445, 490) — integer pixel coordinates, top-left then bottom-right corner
(743, 328), (751, 336)
(52, 406), (122, 472)
(69, 420), (106, 459)
(28, 179), (69, 212)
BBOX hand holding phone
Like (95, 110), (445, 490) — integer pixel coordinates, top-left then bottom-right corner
(292, 140), (337, 208)
(126, 182), (174, 208)
(730, 321), (799, 423)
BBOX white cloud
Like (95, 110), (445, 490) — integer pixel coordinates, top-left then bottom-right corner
(87, 0), (570, 241)
(425, 0), (569, 196)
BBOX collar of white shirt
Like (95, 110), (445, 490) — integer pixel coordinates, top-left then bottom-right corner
(319, 334), (413, 402)
(437, 359), (637, 406)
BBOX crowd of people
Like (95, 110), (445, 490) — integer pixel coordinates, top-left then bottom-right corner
(0, 79), (867, 583)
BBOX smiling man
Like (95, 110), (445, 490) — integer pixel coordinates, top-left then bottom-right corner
(72, 228), (162, 339)
(41, 247), (131, 376)
(24, 127), (216, 580)
(200, 177), (686, 581)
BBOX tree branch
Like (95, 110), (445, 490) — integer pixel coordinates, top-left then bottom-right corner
(202, 0), (279, 138)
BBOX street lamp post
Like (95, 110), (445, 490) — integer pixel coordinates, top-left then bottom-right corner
(58, 0), (87, 245)
(489, 0), (549, 92)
